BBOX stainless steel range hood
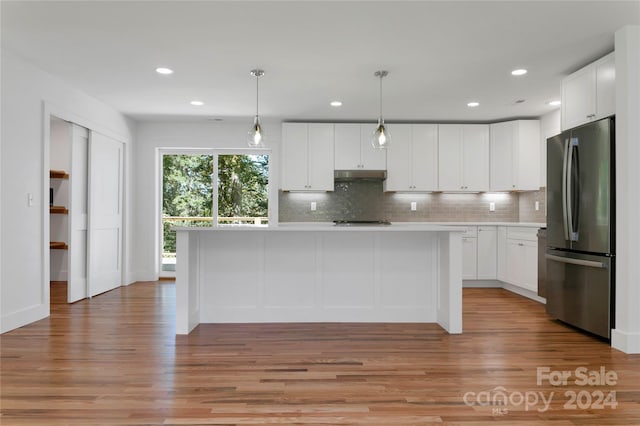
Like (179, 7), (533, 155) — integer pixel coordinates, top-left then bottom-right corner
(334, 170), (387, 181)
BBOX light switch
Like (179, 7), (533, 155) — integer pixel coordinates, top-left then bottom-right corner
(310, 201), (317, 211)
(489, 202), (495, 212)
(27, 192), (34, 207)
(535, 201), (540, 211)
(411, 202), (417, 211)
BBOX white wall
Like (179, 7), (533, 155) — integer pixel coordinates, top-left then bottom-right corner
(538, 108), (561, 188)
(613, 26), (640, 354)
(0, 50), (136, 333)
(134, 120), (281, 281)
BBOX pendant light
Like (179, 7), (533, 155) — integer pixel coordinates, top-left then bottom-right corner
(247, 69), (265, 147)
(371, 70), (390, 149)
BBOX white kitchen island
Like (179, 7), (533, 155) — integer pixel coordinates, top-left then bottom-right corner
(174, 224), (463, 335)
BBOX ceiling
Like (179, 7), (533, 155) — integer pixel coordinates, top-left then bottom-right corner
(2, 1), (639, 123)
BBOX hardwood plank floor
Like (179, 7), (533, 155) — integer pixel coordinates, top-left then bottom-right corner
(1, 282), (639, 425)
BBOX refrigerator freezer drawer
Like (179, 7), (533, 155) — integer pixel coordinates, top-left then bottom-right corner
(545, 250), (613, 339)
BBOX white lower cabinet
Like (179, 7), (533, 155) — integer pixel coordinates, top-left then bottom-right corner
(460, 225), (497, 280)
(504, 227), (538, 292)
(477, 226), (497, 279)
(497, 226), (508, 282)
(462, 236), (478, 279)
(464, 225), (539, 297)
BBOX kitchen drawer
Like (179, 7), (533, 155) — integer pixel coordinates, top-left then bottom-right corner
(457, 225), (478, 238)
(507, 226), (538, 241)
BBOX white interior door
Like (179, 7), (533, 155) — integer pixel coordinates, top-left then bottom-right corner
(88, 132), (124, 297)
(68, 124), (89, 302)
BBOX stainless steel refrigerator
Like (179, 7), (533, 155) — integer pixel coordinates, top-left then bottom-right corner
(546, 117), (615, 339)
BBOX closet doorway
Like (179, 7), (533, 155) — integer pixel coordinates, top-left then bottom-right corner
(48, 115), (124, 303)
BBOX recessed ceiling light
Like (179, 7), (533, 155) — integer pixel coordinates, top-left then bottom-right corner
(467, 101), (480, 107)
(511, 69), (528, 76)
(190, 100), (204, 106)
(548, 100), (561, 106)
(330, 101), (343, 107)
(155, 67), (174, 75)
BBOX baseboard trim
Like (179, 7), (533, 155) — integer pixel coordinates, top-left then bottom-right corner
(158, 276), (176, 281)
(463, 279), (546, 304)
(463, 280), (502, 288)
(1, 303), (49, 334)
(500, 282), (546, 304)
(611, 329), (640, 354)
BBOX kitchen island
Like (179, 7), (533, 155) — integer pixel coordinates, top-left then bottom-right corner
(174, 224), (463, 335)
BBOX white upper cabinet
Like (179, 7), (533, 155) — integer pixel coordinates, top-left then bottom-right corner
(384, 124), (438, 192)
(490, 120), (540, 191)
(281, 123), (334, 191)
(562, 52), (615, 131)
(335, 123), (386, 170)
(438, 124), (489, 191)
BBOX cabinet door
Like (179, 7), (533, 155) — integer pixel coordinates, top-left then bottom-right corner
(360, 124), (387, 170)
(595, 54), (615, 120)
(462, 125), (490, 191)
(384, 124), (412, 191)
(462, 237), (478, 280)
(490, 120), (540, 191)
(477, 226), (497, 279)
(497, 226), (508, 282)
(307, 124), (335, 191)
(562, 67), (596, 130)
(506, 239), (538, 291)
(437, 124), (463, 191)
(506, 240), (524, 287)
(521, 240), (538, 292)
(412, 124), (439, 191)
(515, 120), (541, 191)
(281, 123), (309, 191)
(334, 123), (361, 170)
(489, 121), (515, 191)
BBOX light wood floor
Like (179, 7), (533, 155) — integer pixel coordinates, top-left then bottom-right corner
(1, 282), (639, 425)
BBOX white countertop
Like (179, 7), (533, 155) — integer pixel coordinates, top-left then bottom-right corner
(174, 223), (465, 232)
(174, 222), (545, 232)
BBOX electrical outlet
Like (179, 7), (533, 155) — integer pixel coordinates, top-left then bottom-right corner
(411, 201), (417, 211)
(489, 202), (495, 212)
(310, 202), (317, 211)
(535, 201), (540, 211)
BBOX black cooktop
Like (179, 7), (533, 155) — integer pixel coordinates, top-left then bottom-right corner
(333, 220), (392, 226)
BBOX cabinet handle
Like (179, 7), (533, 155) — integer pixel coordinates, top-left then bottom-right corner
(518, 243), (524, 246)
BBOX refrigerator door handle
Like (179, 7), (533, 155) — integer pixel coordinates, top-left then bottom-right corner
(562, 138), (570, 241)
(568, 138), (580, 241)
(546, 254), (606, 269)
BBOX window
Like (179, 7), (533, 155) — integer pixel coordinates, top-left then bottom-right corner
(160, 151), (270, 274)
(217, 154), (269, 226)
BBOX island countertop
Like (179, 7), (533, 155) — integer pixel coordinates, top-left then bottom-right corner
(173, 223), (465, 232)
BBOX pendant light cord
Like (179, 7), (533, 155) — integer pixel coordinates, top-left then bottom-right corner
(379, 73), (383, 120)
(256, 73), (259, 117)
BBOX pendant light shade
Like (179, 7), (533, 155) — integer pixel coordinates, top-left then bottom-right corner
(372, 70), (390, 149)
(248, 69), (265, 147)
